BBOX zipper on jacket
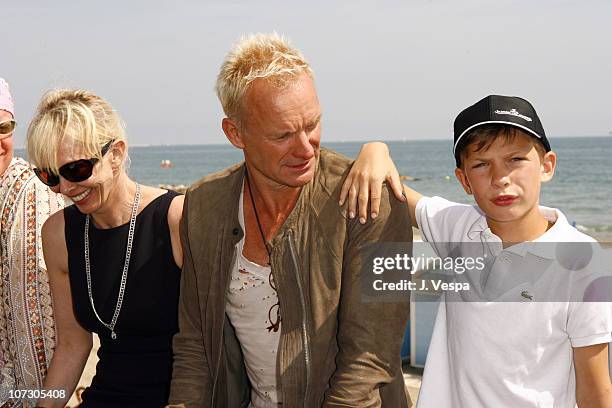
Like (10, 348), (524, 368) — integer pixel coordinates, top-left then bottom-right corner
(286, 228), (311, 406)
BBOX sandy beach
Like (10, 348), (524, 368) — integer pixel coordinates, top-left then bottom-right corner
(66, 335), (99, 408)
(69, 335), (423, 406)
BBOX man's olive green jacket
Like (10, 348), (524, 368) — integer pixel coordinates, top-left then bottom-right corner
(168, 148), (413, 407)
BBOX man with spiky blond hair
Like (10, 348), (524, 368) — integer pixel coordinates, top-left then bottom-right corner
(168, 33), (412, 408)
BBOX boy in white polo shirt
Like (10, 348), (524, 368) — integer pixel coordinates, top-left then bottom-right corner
(341, 95), (612, 407)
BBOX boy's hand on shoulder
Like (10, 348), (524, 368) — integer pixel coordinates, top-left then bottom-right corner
(339, 142), (404, 224)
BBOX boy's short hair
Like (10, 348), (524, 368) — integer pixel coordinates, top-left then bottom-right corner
(453, 95), (551, 167)
(456, 125), (548, 168)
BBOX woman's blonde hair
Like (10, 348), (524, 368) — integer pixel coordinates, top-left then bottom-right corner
(27, 89), (126, 173)
(215, 32), (313, 123)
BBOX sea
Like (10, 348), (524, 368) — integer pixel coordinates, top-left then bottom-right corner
(15, 136), (612, 240)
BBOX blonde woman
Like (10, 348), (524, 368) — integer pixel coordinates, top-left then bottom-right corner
(26, 90), (184, 408)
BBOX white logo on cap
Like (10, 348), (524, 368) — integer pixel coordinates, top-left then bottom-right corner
(494, 109), (532, 122)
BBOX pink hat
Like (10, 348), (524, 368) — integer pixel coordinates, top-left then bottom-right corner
(0, 78), (15, 118)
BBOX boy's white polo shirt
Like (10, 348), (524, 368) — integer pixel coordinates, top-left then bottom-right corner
(414, 196), (612, 408)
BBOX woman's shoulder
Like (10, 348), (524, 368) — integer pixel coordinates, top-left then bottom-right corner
(45, 207), (66, 233)
(42, 209), (67, 255)
(167, 193), (184, 230)
(138, 185), (182, 208)
(139, 185), (169, 204)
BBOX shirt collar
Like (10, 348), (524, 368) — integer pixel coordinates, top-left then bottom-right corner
(467, 206), (565, 260)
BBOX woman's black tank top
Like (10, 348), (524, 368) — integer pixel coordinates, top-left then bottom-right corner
(64, 190), (181, 407)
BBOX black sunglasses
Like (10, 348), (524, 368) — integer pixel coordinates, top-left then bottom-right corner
(34, 140), (114, 187)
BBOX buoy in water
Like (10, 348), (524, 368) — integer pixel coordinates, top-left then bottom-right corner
(160, 160), (174, 168)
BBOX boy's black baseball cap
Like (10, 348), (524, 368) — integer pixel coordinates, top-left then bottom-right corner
(453, 95), (551, 166)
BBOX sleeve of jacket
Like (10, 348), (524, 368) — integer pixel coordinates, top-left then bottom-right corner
(168, 191), (211, 407)
(323, 185), (412, 407)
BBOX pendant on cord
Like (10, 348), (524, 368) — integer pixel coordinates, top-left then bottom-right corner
(111, 331), (117, 340)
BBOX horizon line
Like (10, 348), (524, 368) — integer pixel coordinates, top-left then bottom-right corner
(13, 134), (610, 150)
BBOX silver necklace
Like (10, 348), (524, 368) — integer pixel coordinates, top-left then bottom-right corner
(84, 183), (141, 340)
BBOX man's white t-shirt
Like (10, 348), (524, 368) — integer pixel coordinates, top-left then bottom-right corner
(225, 189), (281, 408)
(415, 196), (612, 408)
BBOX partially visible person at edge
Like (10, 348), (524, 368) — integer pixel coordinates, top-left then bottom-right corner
(167, 33), (413, 408)
(0, 78), (64, 408)
(26, 89), (184, 408)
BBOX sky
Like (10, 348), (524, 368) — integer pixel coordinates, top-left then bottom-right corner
(3, 0), (611, 147)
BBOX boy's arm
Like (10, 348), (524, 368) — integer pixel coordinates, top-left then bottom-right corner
(402, 183), (422, 229)
(574, 343), (612, 407)
(567, 288), (612, 407)
(339, 142), (421, 228)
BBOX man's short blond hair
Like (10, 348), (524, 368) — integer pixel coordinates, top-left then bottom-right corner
(215, 32), (313, 122)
